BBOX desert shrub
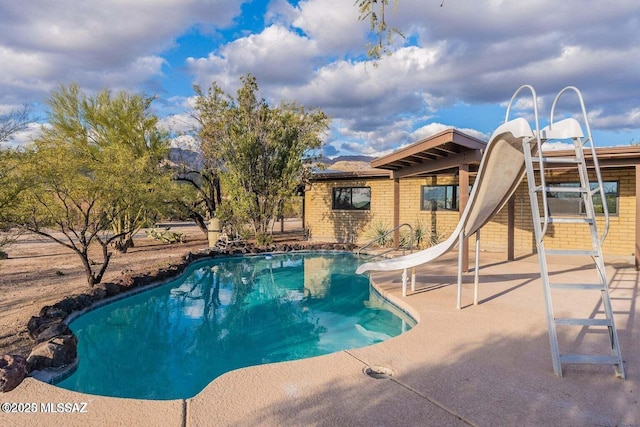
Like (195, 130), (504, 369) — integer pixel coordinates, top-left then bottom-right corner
(366, 221), (392, 248)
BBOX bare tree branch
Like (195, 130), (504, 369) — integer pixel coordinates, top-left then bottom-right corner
(0, 105), (30, 143)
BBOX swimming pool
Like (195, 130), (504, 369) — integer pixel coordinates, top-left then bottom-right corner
(56, 252), (415, 400)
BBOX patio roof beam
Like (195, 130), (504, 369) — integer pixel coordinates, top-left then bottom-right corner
(392, 149), (483, 179)
(413, 153), (439, 161)
(432, 146), (458, 156)
(371, 128), (487, 170)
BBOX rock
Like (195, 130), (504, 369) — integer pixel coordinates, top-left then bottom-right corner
(119, 273), (136, 289)
(27, 316), (64, 341)
(27, 335), (77, 371)
(102, 282), (121, 296)
(89, 286), (108, 301)
(0, 355), (28, 392)
(34, 322), (72, 344)
(55, 297), (80, 314)
(73, 294), (93, 309)
(39, 305), (68, 319)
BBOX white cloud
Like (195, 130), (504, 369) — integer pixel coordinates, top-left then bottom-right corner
(158, 112), (198, 136)
(290, 0), (367, 54)
(410, 123), (488, 143)
(541, 142), (574, 152)
(2, 0), (639, 157)
(0, 122), (42, 148)
(0, 0), (243, 105)
(188, 25), (320, 91)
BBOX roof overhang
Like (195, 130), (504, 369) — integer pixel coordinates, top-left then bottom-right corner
(311, 133), (640, 183)
(311, 168), (391, 181)
(371, 128), (486, 178)
(542, 145), (640, 168)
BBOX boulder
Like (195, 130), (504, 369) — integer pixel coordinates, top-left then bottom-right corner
(118, 272), (136, 289)
(89, 286), (108, 301)
(0, 355), (28, 392)
(73, 294), (93, 309)
(27, 335), (77, 371)
(27, 316), (64, 341)
(54, 297), (80, 314)
(34, 322), (72, 344)
(39, 305), (68, 319)
(100, 282), (121, 296)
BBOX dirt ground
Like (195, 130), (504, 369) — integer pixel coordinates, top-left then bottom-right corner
(0, 224), (218, 358)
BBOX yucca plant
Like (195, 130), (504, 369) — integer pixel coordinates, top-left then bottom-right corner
(366, 221), (392, 248)
(399, 229), (413, 250)
(427, 227), (445, 247)
(412, 219), (427, 249)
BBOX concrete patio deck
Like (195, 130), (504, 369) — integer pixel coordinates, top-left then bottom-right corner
(2, 251), (638, 426)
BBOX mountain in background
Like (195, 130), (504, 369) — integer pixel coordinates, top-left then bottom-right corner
(169, 147), (203, 170)
(316, 155), (375, 164)
(317, 155), (376, 171)
(169, 148), (376, 171)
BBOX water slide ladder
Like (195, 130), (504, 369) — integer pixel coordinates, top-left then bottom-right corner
(512, 85), (625, 378)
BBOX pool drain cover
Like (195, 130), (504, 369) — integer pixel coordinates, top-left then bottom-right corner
(364, 366), (394, 379)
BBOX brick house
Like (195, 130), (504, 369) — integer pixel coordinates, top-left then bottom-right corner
(304, 128), (640, 269)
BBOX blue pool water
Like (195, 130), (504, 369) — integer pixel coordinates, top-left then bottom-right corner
(57, 252), (415, 400)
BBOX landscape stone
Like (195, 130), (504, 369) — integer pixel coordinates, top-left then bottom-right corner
(102, 281), (121, 296)
(34, 322), (72, 343)
(27, 334), (78, 371)
(55, 297), (80, 314)
(73, 294), (93, 309)
(89, 286), (108, 301)
(27, 316), (64, 341)
(39, 305), (68, 319)
(0, 354), (28, 392)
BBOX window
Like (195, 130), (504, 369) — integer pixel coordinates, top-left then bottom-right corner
(546, 181), (618, 215)
(421, 185), (459, 211)
(332, 187), (371, 210)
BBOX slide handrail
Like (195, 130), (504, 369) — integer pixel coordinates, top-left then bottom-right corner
(507, 85), (548, 240)
(550, 86), (609, 244)
(356, 223), (414, 258)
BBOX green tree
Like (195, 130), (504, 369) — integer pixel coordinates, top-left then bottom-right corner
(13, 84), (173, 286)
(86, 89), (173, 252)
(194, 74), (329, 244)
(0, 106), (31, 252)
(0, 149), (25, 253)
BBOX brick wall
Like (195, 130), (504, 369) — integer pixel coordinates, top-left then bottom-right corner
(305, 167), (637, 256)
(305, 178), (394, 243)
(397, 175), (464, 248)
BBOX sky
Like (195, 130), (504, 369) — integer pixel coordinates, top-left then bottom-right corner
(1, 0), (640, 157)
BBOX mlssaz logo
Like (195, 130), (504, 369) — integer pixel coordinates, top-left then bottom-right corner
(40, 402), (89, 413)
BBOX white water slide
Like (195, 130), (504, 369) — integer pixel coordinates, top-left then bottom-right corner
(356, 102), (537, 308)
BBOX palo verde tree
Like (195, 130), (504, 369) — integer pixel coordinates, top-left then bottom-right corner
(13, 84), (173, 286)
(90, 89), (173, 252)
(0, 106), (31, 252)
(194, 74), (329, 244)
(0, 149), (26, 253)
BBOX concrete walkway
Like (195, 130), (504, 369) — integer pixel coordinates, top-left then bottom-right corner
(2, 252), (638, 426)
